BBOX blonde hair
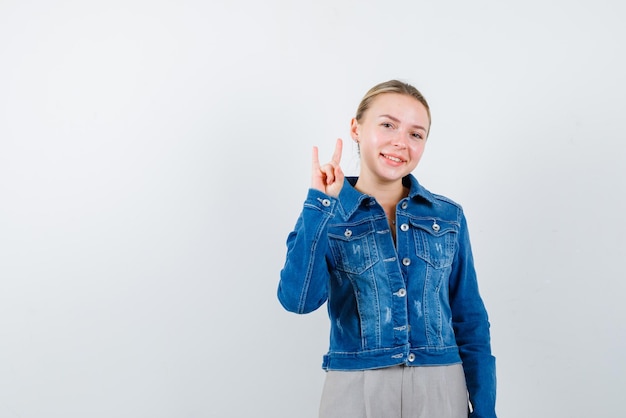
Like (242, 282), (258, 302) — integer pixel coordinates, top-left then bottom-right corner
(355, 80), (431, 129)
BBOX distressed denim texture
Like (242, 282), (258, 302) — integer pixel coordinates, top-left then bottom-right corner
(278, 175), (496, 418)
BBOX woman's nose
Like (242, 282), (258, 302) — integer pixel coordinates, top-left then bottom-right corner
(391, 131), (408, 148)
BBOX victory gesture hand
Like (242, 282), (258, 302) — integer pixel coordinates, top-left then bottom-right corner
(311, 138), (344, 197)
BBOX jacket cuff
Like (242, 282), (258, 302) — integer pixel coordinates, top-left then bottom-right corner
(304, 188), (337, 214)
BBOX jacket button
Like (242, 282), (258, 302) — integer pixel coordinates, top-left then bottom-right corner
(408, 353), (416, 362)
(432, 221), (440, 231)
(401, 201), (408, 209)
(400, 223), (409, 232)
(397, 288), (407, 297)
(402, 258), (411, 266)
(321, 199), (331, 207)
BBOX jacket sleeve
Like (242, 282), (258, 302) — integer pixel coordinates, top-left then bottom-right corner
(277, 189), (336, 314)
(448, 210), (497, 418)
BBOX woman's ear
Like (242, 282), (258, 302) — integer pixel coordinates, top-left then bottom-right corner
(350, 118), (360, 143)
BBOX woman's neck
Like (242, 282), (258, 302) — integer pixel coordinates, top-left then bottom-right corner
(354, 177), (408, 208)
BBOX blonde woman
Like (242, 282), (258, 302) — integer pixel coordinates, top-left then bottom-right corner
(278, 80), (496, 418)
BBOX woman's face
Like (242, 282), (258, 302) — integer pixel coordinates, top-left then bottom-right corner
(351, 93), (430, 184)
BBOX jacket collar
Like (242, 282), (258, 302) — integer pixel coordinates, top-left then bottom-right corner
(337, 174), (437, 219)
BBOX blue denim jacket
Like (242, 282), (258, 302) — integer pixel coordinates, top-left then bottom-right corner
(278, 175), (496, 417)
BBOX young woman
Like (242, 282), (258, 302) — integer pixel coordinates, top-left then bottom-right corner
(278, 80), (496, 418)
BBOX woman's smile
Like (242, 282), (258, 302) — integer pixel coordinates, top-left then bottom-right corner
(381, 153), (405, 164)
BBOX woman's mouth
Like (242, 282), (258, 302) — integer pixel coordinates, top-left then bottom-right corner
(382, 153), (404, 163)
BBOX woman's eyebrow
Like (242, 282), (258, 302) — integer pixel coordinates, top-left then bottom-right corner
(378, 114), (427, 131)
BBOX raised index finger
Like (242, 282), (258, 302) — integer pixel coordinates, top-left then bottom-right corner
(331, 138), (343, 165)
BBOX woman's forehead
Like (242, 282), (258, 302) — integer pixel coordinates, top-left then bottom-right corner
(366, 93), (429, 123)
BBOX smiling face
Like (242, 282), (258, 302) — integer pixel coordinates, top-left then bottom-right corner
(351, 92), (430, 186)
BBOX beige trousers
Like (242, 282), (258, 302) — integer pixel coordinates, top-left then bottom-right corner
(319, 364), (469, 418)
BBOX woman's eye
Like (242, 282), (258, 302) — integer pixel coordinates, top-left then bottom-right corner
(382, 123), (393, 128)
(412, 133), (424, 140)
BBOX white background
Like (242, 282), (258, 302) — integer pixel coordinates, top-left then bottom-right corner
(1, 1), (625, 417)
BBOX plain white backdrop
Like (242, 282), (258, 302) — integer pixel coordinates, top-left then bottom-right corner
(1, 0), (624, 417)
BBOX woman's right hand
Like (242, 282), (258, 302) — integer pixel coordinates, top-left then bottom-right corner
(311, 138), (344, 197)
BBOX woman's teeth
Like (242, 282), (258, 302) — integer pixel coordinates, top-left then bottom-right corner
(383, 154), (402, 162)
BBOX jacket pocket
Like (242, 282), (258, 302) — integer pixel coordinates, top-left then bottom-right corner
(328, 221), (379, 274)
(410, 218), (457, 269)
